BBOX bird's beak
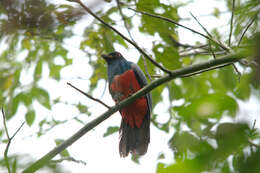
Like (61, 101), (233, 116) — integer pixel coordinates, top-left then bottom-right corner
(101, 54), (111, 61)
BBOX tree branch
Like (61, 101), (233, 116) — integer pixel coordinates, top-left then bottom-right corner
(71, 0), (171, 74)
(22, 51), (247, 173)
(2, 108), (25, 173)
(238, 14), (257, 46)
(115, 0), (135, 42)
(67, 82), (111, 109)
(50, 156), (87, 165)
(189, 12), (213, 38)
(228, 0), (235, 46)
(189, 11), (240, 78)
(128, 8), (229, 51)
(115, 0), (152, 81)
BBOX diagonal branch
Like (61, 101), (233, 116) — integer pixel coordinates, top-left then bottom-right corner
(128, 8), (229, 51)
(115, 0), (152, 81)
(67, 82), (111, 109)
(228, 0), (235, 46)
(72, 0), (171, 74)
(22, 51), (247, 173)
(238, 15), (257, 46)
(189, 12), (213, 38)
(189, 12), (240, 78)
(116, 0), (135, 42)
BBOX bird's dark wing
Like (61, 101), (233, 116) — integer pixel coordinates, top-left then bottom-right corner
(130, 62), (152, 110)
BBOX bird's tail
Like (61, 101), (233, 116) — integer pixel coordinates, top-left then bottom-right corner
(119, 113), (150, 157)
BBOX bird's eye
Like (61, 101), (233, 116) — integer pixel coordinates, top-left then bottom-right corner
(116, 52), (121, 57)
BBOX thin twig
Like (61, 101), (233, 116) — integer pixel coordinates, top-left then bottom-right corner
(11, 122), (25, 140)
(252, 119), (256, 130)
(248, 138), (260, 148)
(169, 35), (209, 50)
(73, 0), (171, 74)
(238, 15), (257, 46)
(189, 12), (213, 38)
(141, 55), (152, 81)
(189, 12), (217, 58)
(208, 41), (216, 59)
(2, 108), (10, 140)
(2, 108), (25, 173)
(180, 51), (226, 57)
(22, 52), (247, 173)
(2, 108), (11, 173)
(190, 11), (240, 78)
(67, 82), (111, 109)
(115, 0), (152, 81)
(179, 44), (209, 53)
(116, 0), (135, 42)
(128, 7), (229, 51)
(51, 156), (87, 165)
(228, 0), (235, 46)
(189, 11), (229, 58)
(180, 63), (233, 78)
(232, 63), (241, 82)
(248, 120), (259, 149)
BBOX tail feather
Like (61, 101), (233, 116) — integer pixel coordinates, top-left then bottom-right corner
(119, 112), (150, 157)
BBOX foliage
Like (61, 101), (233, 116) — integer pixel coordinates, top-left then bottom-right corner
(0, 0), (259, 172)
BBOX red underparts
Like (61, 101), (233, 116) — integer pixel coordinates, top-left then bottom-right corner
(110, 70), (148, 128)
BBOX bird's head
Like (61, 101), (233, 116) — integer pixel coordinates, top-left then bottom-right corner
(101, 51), (124, 64)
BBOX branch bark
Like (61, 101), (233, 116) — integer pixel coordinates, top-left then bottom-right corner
(22, 51), (247, 173)
(128, 8), (229, 51)
(73, 0), (172, 74)
(67, 82), (111, 109)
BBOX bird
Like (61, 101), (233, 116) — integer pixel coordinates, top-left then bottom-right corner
(101, 51), (152, 157)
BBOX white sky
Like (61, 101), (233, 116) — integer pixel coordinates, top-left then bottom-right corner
(0, 0), (259, 173)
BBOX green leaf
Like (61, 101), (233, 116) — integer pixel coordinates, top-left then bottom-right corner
(25, 110), (35, 126)
(89, 59), (107, 93)
(233, 151), (245, 172)
(219, 66), (237, 90)
(34, 60), (43, 81)
(103, 30), (115, 53)
(221, 161), (231, 173)
(49, 64), (62, 80)
(234, 74), (251, 100)
(158, 153), (165, 160)
(216, 123), (249, 154)
(12, 158), (17, 173)
(8, 93), (23, 119)
(151, 84), (165, 108)
(180, 75), (211, 100)
(31, 87), (51, 109)
(0, 129), (3, 138)
(22, 38), (31, 50)
(157, 159), (201, 173)
(169, 131), (200, 155)
(168, 81), (182, 100)
(103, 126), (119, 137)
(175, 93), (238, 121)
(212, 7), (220, 18)
(153, 45), (180, 70)
(131, 154), (140, 164)
(77, 103), (89, 114)
(55, 139), (70, 157)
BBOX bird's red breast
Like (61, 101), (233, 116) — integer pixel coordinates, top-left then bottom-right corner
(110, 70), (148, 128)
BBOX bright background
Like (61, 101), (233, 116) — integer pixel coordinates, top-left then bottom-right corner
(0, 0), (259, 173)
